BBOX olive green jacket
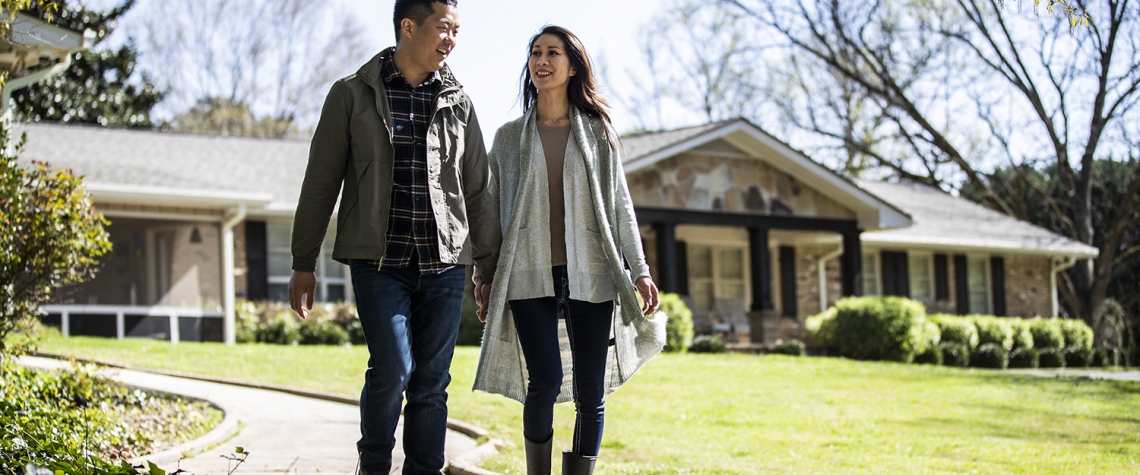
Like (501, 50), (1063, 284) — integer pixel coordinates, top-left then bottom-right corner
(291, 50), (500, 281)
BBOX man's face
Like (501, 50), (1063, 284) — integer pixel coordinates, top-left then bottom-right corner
(400, 3), (459, 75)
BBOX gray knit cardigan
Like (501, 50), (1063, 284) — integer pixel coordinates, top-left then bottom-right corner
(472, 106), (667, 404)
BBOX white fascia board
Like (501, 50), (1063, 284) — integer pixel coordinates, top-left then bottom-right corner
(861, 232), (1100, 258)
(8, 13), (92, 50)
(86, 183), (274, 208)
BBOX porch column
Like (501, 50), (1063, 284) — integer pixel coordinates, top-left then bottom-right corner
(840, 229), (863, 296)
(222, 204), (247, 345)
(654, 222), (679, 293)
(748, 227), (773, 311)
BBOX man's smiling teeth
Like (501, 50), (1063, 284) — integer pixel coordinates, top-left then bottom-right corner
(437, 48), (448, 55)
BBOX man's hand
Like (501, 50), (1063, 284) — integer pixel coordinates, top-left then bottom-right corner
(289, 271), (317, 319)
(473, 275), (491, 323)
(635, 276), (660, 316)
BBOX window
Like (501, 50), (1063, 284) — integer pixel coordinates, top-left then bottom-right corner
(862, 253), (879, 296)
(908, 254), (933, 302)
(686, 245), (748, 312)
(967, 255), (989, 313)
(266, 222), (348, 303)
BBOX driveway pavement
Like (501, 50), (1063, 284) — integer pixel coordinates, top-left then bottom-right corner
(19, 356), (478, 475)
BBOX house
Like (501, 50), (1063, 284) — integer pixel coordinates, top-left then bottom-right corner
(17, 118), (1098, 344)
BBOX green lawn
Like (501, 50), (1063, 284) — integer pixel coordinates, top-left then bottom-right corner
(35, 336), (1140, 474)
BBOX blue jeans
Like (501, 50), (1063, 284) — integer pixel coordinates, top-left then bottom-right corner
(349, 259), (465, 475)
(509, 266), (613, 457)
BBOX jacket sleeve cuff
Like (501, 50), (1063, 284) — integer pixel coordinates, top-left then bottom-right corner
(293, 258), (317, 273)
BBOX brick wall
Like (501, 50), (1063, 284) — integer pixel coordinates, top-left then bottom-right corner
(233, 222), (248, 300)
(1002, 255), (1052, 317)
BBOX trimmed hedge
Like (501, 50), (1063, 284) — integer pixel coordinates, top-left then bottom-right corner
(1064, 346), (1093, 368)
(660, 293), (694, 353)
(941, 342), (971, 367)
(1060, 319), (1094, 351)
(930, 314), (979, 350)
(971, 343), (1009, 369)
(914, 344), (943, 365)
(771, 339), (806, 356)
(1029, 318), (1065, 349)
(1039, 348), (1066, 368)
(971, 317), (1014, 352)
(804, 307), (838, 348)
(1009, 348), (1040, 369)
(689, 335), (727, 353)
(830, 297), (927, 363)
(1010, 320), (1035, 351)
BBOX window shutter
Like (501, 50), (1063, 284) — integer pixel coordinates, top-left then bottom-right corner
(676, 240), (689, 296)
(245, 221), (268, 301)
(934, 254), (949, 301)
(991, 256), (1006, 316)
(779, 246), (796, 317)
(954, 254), (969, 314)
(880, 251), (910, 297)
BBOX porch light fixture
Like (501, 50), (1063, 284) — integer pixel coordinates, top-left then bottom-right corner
(189, 225), (203, 244)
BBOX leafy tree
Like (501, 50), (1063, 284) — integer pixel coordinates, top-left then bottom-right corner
(11, 0), (161, 127)
(0, 122), (111, 351)
(168, 96), (297, 139)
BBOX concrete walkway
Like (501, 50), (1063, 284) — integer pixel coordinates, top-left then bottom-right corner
(1009, 368), (1140, 382)
(19, 356), (479, 475)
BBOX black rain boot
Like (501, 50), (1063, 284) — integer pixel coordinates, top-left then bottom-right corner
(525, 436), (553, 475)
(561, 451), (597, 475)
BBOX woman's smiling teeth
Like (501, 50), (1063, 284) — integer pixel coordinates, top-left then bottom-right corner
(536, 70), (553, 78)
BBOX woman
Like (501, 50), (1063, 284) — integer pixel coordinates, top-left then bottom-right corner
(472, 26), (666, 475)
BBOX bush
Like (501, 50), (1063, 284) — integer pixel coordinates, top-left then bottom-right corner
(660, 293), (694, 352)
(1008, 347), (1040, 369)
(456, 296), (483, 346)
(914, 344), (944, 365)
(971, 317), (1014, 351)
(1029, 318), (1065, 349)
(1038, 348), (1066, 368)
(940, 342), (970, 367)
(1092, 348), (1117, 367)
(918, 321), (941, 355)
(1064, 346), (1093, 368)
(255, 318), (300, 345)
(1059, 319), (1094, 351)
(930, 314), (979, 350)
(831, 297), (927, 363)
(971, 342), (1009, 369)
(345, 319), (367, 345)
(804, 307), (838, 348)
(770, 339), (806, 356)
(689, 335), (727, 353)
(1010, 320), (1035, 351)
(297, 317), (349, 345)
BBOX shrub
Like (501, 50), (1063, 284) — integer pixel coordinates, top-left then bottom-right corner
(770, 339), (806, 356)
(918, 321), (941, 355)
(1059, 319), (1094, 351)
(940, 342), (970, 367)
(914, 344), (944, 365)
(1010, 320), (1035, 351)
(255, 318), (300, 345)
(345, 319), (367, 345)
(297, 317), (349, 345)
(1029, 318), (1065, 349)
(1064, 346), (1093, 368)
(1038, 348), (1066, 368)
(1091, 348), (1118, 367)
(930, 314), (979, 350)
(689, 335), (727, 353)
(831, 297), (927, 363)
(971, 342), (1009, 369)
(456, 296), (483, 346)
(660, 293), (694, 352)
(804, 307), (838, 348)
(971, 317), (1014, 351)
(1008, 347), (1040, 369)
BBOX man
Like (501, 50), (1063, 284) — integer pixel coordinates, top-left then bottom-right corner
(287, 1), (499, 473)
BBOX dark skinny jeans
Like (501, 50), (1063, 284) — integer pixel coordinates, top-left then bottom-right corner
(508, 265), (613, 457)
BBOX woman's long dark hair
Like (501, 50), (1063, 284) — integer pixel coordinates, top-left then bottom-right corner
(520, 25), (617, 148)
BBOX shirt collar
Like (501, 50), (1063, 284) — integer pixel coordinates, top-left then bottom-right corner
(380, 47), (442, 89)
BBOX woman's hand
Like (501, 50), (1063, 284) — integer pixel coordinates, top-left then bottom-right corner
(635, 276), (660, 316)
(473, 275), (491, 323)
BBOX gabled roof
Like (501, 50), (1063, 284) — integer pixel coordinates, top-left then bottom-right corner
(856, 180), (1098, 258)
(620, 118), (912, 231)
(16, 122), (298, 214)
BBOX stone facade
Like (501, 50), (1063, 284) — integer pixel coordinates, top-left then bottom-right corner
(627, 153), (856, 219)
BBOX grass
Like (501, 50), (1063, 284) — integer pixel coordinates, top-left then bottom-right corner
(35, 336), (1140, 474)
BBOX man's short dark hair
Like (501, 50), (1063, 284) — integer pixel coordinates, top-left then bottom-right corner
(393, 0), (458, 43)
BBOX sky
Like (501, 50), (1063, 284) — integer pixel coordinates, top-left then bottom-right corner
(351, 0), (666, 138)
(81, 0), (668, 140)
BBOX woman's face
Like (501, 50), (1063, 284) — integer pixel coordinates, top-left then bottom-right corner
(528, 33), (576, 94)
